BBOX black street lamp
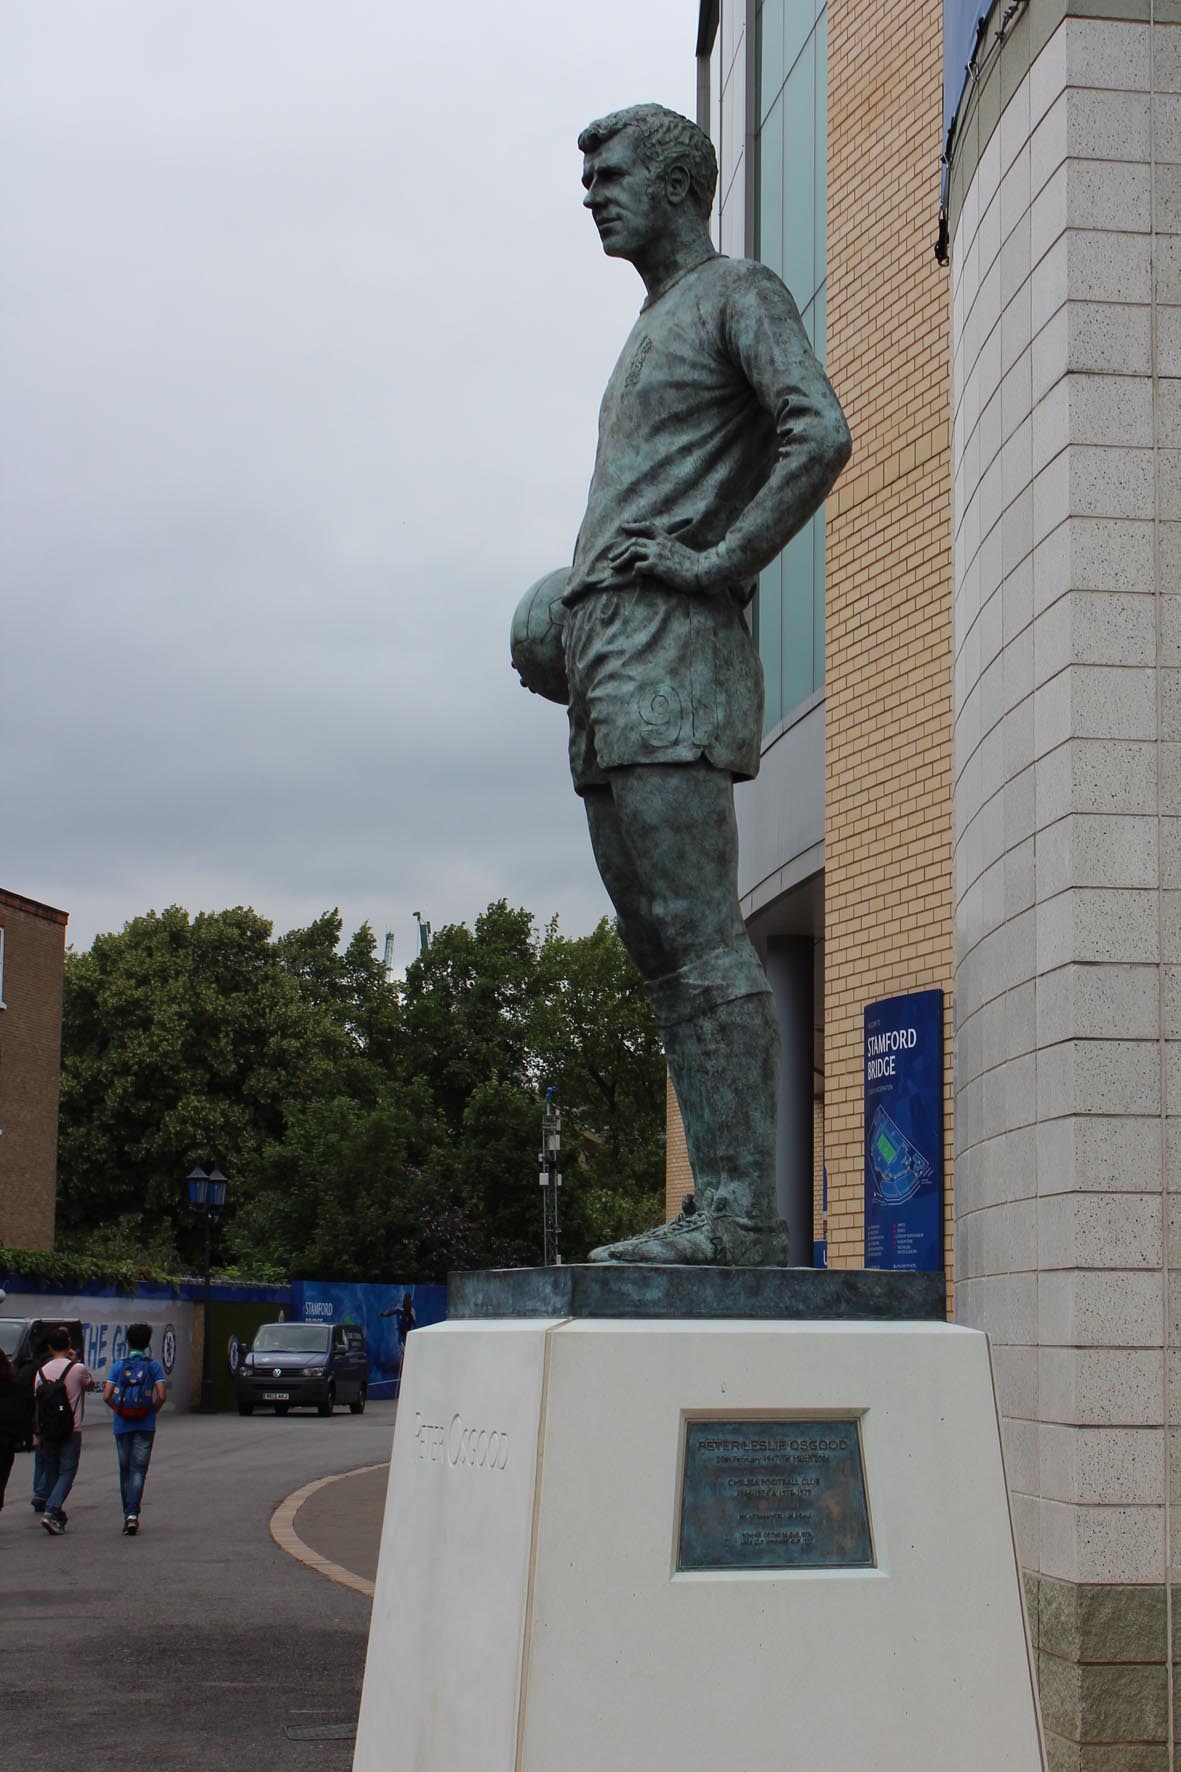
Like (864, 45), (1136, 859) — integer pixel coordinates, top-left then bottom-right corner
(186, 1165), (228, 1414)
(538, 1091), (562, 1267)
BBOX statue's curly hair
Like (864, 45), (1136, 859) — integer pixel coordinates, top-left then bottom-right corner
(577, 104), (718, 220)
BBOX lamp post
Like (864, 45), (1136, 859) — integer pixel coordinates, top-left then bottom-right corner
(538, 1090), (562, 1267)
(186, 1165), (228, 1414)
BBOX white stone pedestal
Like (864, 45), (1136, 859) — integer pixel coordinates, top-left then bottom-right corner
(354, 1319), (1043, 1771)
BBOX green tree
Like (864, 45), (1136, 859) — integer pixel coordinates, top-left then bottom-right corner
(399, 901), (538, 1131)
(531, 918), (666, 1256)
(228, 1078), (544, 1281)
(397, 905), (666, 1261)
(56, 898), (667, 1278)
(56, 905), (393, 1263)
(455, 1079), (546, 1267)
(227, 1084), (459, 1280)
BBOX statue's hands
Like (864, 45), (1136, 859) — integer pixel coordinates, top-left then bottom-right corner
(608, 523), (726, 594)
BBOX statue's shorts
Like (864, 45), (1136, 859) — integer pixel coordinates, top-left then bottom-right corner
(563, 585), (764, 794)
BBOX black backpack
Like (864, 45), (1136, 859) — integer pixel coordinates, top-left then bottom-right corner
(35, 1360), (77, 1443)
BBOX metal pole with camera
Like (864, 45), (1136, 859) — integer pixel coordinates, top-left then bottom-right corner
(538, 1089), (562, 1267)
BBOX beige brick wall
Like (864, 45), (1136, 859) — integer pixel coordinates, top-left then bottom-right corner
(664, 1076), (694, 1221)
(813, 1095), (824, 1247)
(0, 890), (68, 1250)
(823, 0), (955, 1281)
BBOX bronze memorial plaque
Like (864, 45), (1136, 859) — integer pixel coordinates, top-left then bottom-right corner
(678, 1418), (874, 1571)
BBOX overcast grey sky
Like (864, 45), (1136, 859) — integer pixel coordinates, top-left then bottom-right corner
(2, 1), (696, 957)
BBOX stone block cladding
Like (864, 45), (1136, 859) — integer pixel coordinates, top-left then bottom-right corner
(950, 5), (1181, 1757)
(0, 890), (67, 1250)
(822, 0), (956, 1282)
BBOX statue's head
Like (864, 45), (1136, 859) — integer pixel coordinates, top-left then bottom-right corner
(578, 104), (717, 260)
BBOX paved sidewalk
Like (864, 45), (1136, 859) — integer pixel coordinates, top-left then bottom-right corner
(2, 1402), (396, 1770)
(283, 1460), (391, 1591)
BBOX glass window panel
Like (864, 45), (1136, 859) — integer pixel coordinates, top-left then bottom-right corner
(757, 102), (784, 275)
(721, 71), (744, 198)
(814, 12), (828, 282)
(784, 0), (814, 77)
(720, 191), (747, 259)
(782, 520), (814, 713)
(759, 0), (786, 122)
(812, 509), (826, 690)
(813, 281), (827, 362)
(721, 0), (745, 74)
(753, 0), (828, 720)
(757, 557), (784, 733)
(780, 59), (815, 304)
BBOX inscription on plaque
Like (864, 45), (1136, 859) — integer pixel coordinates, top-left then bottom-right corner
(678, 1418), (873, 1571)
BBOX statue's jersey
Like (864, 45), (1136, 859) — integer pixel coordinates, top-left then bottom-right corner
(566, 253), (830, 605)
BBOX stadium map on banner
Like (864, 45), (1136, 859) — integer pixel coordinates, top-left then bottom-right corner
(863, 989), (945, 1273)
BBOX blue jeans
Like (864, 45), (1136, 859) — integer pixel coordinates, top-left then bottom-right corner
(41, 1432), (82, 1519)
(115, 1430), (155, 1516)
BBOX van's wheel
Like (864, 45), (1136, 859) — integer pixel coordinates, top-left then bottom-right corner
(237, 1402), (254, 1416)
(317, 1386), (335, 1417)
(349, 1386), (367, 1415)
(274, 1403), (289, 1416)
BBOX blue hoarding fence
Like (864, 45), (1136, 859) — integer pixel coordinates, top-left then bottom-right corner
(863, 989), (945, 1273)
(290, 1280), (447, 1399)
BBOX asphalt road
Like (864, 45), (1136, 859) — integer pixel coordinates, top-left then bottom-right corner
(1, 1401), (396, 1771)
(292, 1462), (390, 1589)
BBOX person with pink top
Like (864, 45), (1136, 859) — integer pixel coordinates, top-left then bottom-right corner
(33, 1324), (95, 1535)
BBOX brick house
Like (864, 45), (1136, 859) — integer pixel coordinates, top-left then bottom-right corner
(0, 889), (69, 1250)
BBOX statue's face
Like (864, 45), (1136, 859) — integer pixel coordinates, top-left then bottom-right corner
(581, 130), (668, 260)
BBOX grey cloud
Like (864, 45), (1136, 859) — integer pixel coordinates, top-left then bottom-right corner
(3, 0), (694, 953)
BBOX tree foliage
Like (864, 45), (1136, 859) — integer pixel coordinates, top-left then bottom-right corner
(57, 901), (665, 1281)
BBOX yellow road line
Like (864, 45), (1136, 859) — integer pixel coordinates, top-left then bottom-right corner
(269, 1461), (388, 1598)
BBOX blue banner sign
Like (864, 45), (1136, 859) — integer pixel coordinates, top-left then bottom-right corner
(290, 1279), (447, 1398)
(864, 989), (944, 1272)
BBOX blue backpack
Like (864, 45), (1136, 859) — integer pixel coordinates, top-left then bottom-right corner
(113, 1357), (155, 1421)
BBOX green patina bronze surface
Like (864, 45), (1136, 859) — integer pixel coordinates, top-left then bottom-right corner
(678, 1418), (874, 1572)
(447, 1265), (946, 1321)
(513, 104), (850, 1266)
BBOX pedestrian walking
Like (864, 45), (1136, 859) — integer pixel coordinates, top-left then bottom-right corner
(33, 1325), (95, 1535)
(30, 1329), (84, 1514)
(0, 1348), (33, 1514)
(102, 1323), (166, 1536)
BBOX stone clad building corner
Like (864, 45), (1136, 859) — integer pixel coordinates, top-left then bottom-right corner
(948, 0), (1181, 1760)
(689, 0), (1181, 1759)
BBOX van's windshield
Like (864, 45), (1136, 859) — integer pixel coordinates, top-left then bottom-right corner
(252, 1324), (331, 1354)
(0, 1320), (23, 1357)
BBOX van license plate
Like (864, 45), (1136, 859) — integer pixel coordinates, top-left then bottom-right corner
(263, 1392), (289, 1401)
